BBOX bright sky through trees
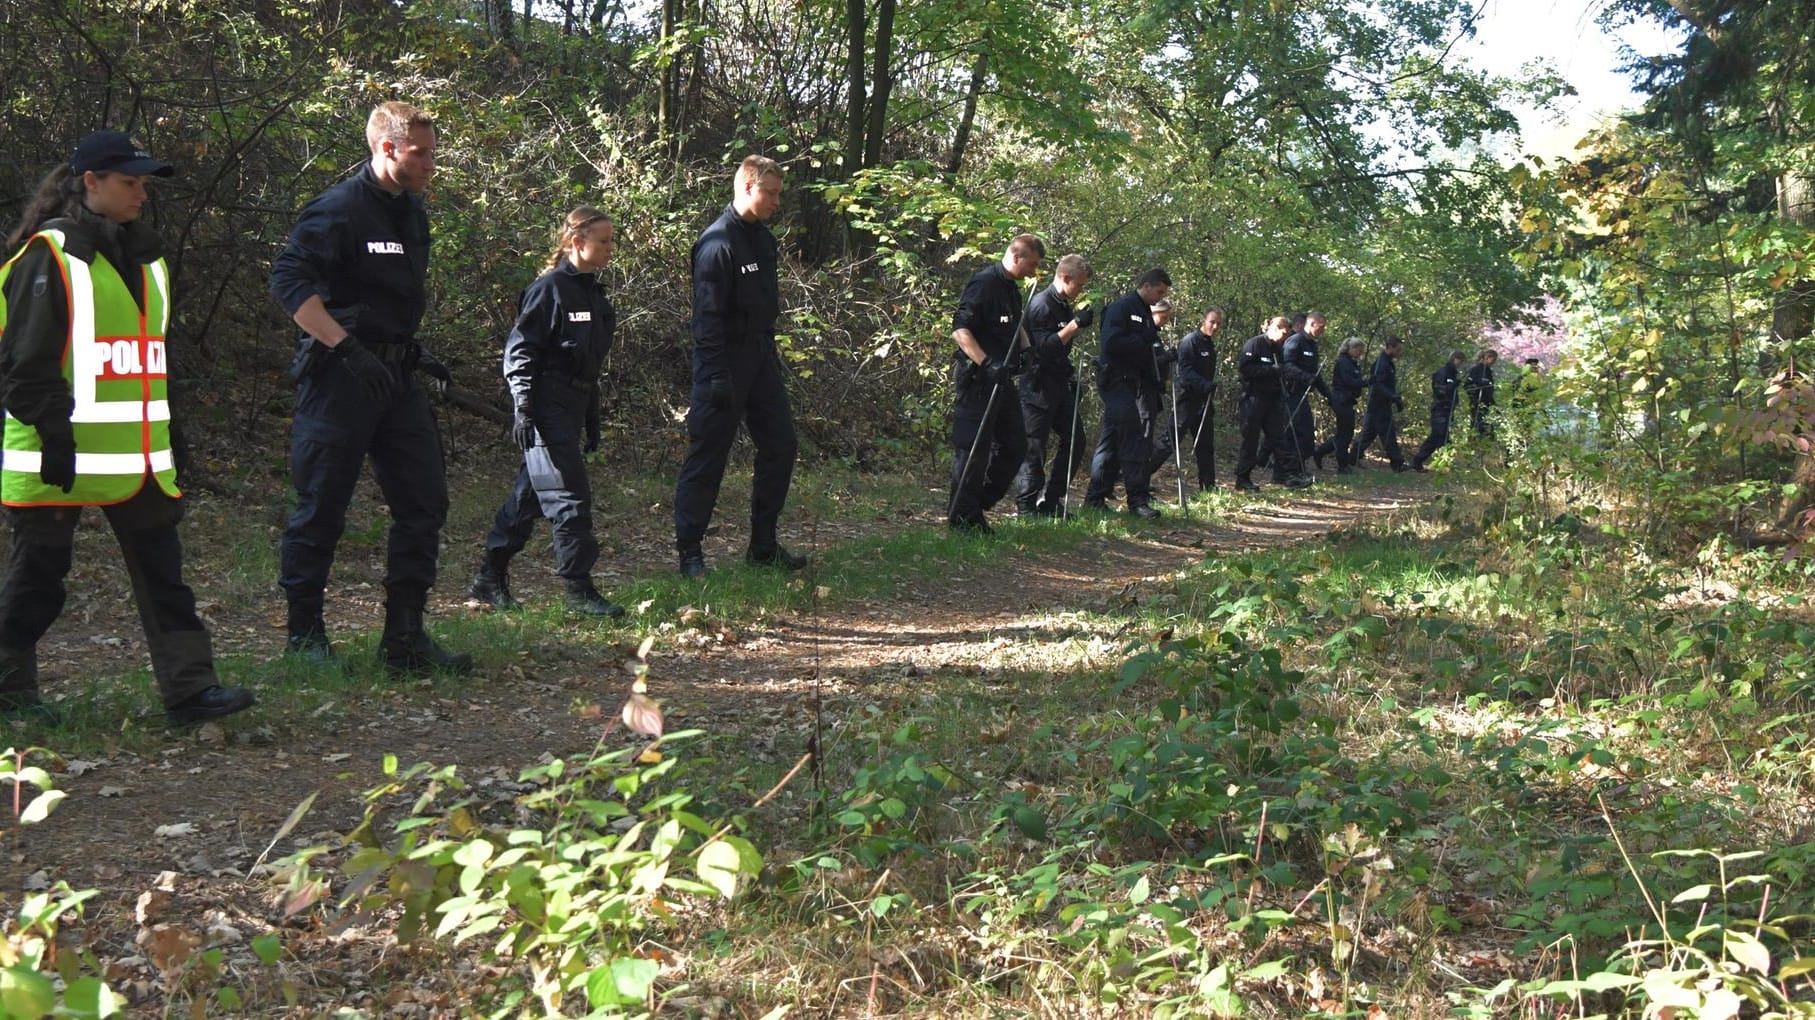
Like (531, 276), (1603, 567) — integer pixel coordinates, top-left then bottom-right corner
(1461, 0), (1684, 157)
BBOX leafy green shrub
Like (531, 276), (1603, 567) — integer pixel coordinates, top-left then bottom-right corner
(1, 748), (122, 1019)
(275, 732), (760, 1016)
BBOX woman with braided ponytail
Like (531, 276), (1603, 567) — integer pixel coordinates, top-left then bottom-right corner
(468, 207), (624, 618)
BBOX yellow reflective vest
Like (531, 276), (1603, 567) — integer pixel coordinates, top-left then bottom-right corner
(0, 228), (180, 506)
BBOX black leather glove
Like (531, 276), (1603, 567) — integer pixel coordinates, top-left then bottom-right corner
(334, 336), (395, 403)
(511, 408), (537, 451)
(1395, 397), (1406, 413)
(1072, 306), (1094, 330)
(584, 411), (601, 453)
(982, 357), (1015, 386)
(1152, 343), (1178, 367)
(706, 375), (734, 411)
(413, 344), (452, 397)
(170, 419), (192, 489)
(36, 424), (75, 493)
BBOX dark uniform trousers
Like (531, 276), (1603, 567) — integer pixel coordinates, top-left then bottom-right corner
(1285, 386), (1317, 464)
(1352, 402), (1404, 467)
(1235, 394), (1298, 481)
(1176, 395), (1216, 489)
(483, 428), (597, 581)
(1317, 399), (1359, 467)
(0, 483), (216, 706)
(674, 348), (798, 549)
(1084, 385), (1155, 508)
(1015, 375), (1085, 511)
(282, 348), (448, 611)
(951, 375), (1027, 524)
(1413, 407), (1454, 466)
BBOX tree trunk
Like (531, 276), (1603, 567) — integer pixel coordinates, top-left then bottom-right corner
(1772, 170), (1815, 343)
(656, 0), (679, 140)
(945, 49), (986, 182)
(842, 0), (865, 177)
(1776, 169), (1815, 529)
(860, 0), (895, 169)
(483, 0), (513, 42)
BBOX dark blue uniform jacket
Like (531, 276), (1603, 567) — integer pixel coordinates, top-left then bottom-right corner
(1096, 291), (1159, 392)
(270, 163), (430, 347)
(691, 204), (780, 380)
(504, 258), (615, 442)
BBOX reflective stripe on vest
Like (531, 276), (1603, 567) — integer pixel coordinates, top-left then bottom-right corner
(0, 229), (180, 506)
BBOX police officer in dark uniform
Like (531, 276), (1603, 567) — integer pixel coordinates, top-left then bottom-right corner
(1082, 268), (1172, 518)
(949, 233), (1043, 532)
(269, 101), (469, 674)
(1014, 253), (1092, 517)
(1233, 316), (1309, 491)
(1411, 348), (1468, 471)
(1466, 347), (1498, 437)
(1282, 312), (1334, 471)
(1351, 337), (1407, 470)
(673, 155), (805, 579)
(1316, 338), (1366, 474)
(469, 207), (622, 617)
(1174, 308), (1223, 491)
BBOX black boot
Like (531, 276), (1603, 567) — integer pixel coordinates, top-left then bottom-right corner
(564, 579), (625, 618)
(285, 599), (334, 662)
(0, 645), (55, 724)
(379, 603), (474, 676)
(747, 543), (808, 570)
(166, 685), (256, 727)
(469, 554), (520, 611)
(678, 544), (707, 580)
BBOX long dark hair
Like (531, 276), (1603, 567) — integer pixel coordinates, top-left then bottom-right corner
(6, 165), (84, 251)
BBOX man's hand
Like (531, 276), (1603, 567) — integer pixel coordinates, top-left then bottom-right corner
(1072, 306), (1095, 330)
(512, 409), (537, 451)
(1394, 397), (1406, 413)
(584, 411), (602, 453)
(334, 336), (395, 403)
(414, 344), (453, 397)
(36, 425), (74, 493)
(1152, 342), (1178, 367)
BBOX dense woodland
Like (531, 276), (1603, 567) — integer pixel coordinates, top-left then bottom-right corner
(5, 0), (1815, 1017)
(0, 0), (1556, 474)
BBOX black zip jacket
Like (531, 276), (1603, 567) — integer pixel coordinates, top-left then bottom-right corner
(1096, 291), (1159, 392)
(1331, 352), (1365, 405)
(503, 258), (615, 439)
(1176, 329), (1217, 398)
(1465, 363), (1495, 408)
(1238, 333), (1284, 400)
(1, 206), (164, 428)
(1430, 363), (1462, 414)
(1023, 283), (1077, 381)
(270, 163), (430, 347)
(952, 262), (1024, 362)
(1282, 330), (1333, 400)
(690, 203), (780, 380)
(1366, 352), (1400, 407)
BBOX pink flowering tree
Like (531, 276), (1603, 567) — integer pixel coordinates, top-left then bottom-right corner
(1480, 295), (1569, 367)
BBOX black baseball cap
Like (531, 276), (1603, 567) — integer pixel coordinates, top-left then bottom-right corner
(69, 130), (174, 177)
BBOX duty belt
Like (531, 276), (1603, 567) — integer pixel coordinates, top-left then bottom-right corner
(368, 340), (415, 365)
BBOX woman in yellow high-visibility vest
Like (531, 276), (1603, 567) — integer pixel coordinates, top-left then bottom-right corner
(0, 130), (254, 726)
